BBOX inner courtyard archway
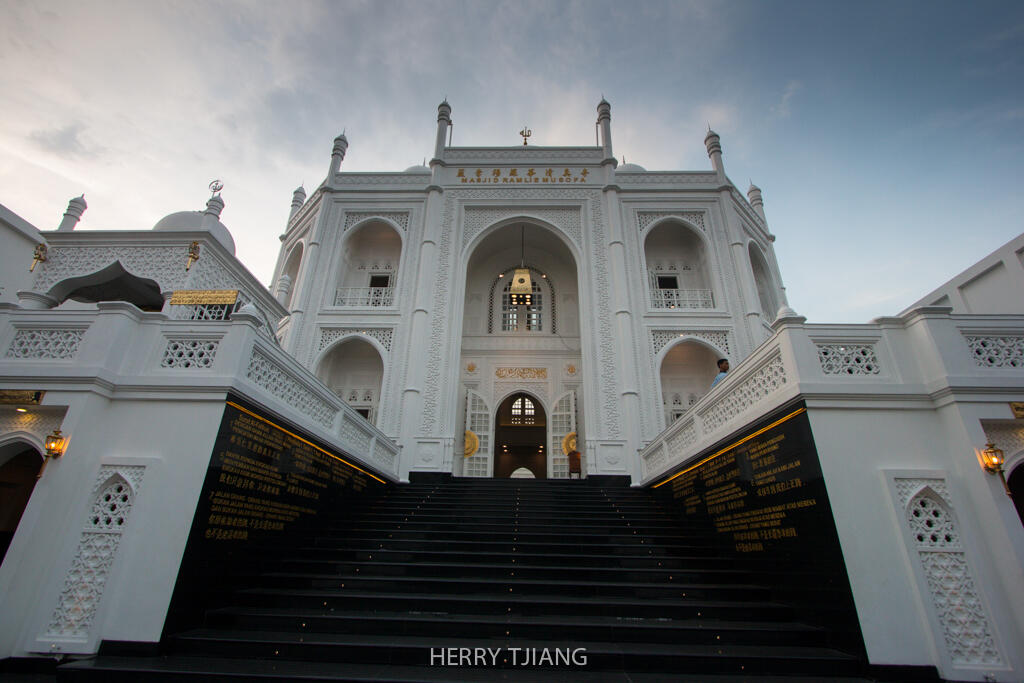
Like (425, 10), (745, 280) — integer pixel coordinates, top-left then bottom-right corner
(493, 393), (547, 479)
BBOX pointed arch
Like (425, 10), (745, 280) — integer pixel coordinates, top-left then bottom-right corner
(643, 218), (715, 310)
(748, 241), (779, 321)
(657, 338), (721, 426)
(46, 261), (164, 311)
(314, 335), (386, 425)
(335, 218), (404, 308)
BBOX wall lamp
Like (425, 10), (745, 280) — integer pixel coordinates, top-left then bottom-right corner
(37, 429), (67, 479)
(980, 442), (1012, 497)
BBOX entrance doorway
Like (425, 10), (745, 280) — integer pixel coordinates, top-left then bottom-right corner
(493, 393), (547, 479)
(0, 443), (42, 566)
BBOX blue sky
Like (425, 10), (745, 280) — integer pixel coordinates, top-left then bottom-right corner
(1, 0), (1021, 322)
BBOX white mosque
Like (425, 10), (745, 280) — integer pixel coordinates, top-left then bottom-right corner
(0, 100), (1022, 681)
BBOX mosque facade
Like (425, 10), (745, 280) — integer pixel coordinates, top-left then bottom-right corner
(273, 100), (787, 481)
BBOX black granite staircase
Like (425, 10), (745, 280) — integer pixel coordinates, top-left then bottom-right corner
(59, 478), (869, 681)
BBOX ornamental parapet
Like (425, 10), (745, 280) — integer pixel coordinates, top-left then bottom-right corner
(639, 307), (1024, 484)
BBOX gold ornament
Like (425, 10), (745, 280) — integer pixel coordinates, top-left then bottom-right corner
(464, 430), (480, 457)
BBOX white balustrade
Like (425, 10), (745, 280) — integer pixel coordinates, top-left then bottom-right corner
(334, 287), (394, 308)
(650, 288), (714, 309)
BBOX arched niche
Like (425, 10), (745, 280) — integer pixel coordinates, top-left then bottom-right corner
(643, 220), (714, 309)
(315, 337), (385, 424)
(0, 440), (43, 564)
(278, 242), (304, 310)
(659, 339), (721, 424)
(47, 261), (164, 311)
(462, 221), (579, 339)
(748, 243), (778, 321)
(335, 220), (403, 307)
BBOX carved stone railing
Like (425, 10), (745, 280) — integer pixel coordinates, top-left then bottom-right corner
(639, 308), (1024, 485)
(334, 287), (394, 308)
(650, 288), (714, 309)
(0, 302), (400, 480)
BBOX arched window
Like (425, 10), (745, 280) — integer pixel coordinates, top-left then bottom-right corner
(502, 278), (543, 332)
(510, 396), (536, 425)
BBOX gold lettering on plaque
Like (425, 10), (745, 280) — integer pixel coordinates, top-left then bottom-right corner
(495, 367), (547, 379)
(1011, 402), (1024, 419)
(169, 289), (239, 305)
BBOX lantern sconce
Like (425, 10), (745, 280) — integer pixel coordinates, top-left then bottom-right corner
(37, 429), (67, 479)
(185, 241), (201, 271)
(980, 442), (1012, 497)
(30, 243), (48, 272)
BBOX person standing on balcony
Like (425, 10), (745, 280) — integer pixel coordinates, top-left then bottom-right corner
(711, 358), (730, 388)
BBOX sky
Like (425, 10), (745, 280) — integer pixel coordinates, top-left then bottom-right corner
(1, 0), (1022, 323)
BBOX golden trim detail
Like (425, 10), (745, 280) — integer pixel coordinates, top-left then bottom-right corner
(170, 289), (239, 305)
(495, 367), (547, 379)
(561, 431), (577, 455)
(464, 430), (480, 458)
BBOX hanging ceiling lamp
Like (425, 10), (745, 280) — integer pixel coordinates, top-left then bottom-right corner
(510, 225), (532, 306)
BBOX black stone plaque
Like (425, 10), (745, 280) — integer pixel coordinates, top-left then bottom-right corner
(164, 395), (390, 635)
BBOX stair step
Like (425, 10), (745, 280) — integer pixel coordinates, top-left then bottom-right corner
(167, 629), (862, 675)
(58, 655), (875, 682)
(205, 606), (828, 646)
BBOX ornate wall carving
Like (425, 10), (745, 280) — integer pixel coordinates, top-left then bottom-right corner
(981, 420), (1024, 458)
(894, 478), (1004, 668)
(160, 338), (220, 369)
(32, 246), (182, 292)
(44, 465), (145, 639)
(699, 353), (787, 433)
(637, 211), (706, 233)
(649, 329), (731, 358)
(246, 348), (335, 428)
(815, 343), (881, 375)
(6, 328), (86, 360)
(615, 172), (718, 185)
(463, 206), (582, 250)
(343, 211), (410, 233)
(666, 418), (698, 457)
(493, 380), (549, 407)
(318, 327), (394, 354)
(964, 335), (1024, 368)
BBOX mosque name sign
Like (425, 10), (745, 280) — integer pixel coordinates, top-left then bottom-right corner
(457, 168), (593, 184)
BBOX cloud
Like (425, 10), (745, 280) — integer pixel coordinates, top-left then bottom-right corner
(769, 80), (801, 119)
(29, 123), (99, 158)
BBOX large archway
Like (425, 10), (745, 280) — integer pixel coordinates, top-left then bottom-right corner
(493, 392), (547, 479)
(457, 219), (583, 479)
(0, 441), (42, 565)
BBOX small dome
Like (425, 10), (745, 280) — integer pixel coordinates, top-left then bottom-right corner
(403, 164), (430, 173)
(618, 163), (646, 172)
(153, 210), (236, 254)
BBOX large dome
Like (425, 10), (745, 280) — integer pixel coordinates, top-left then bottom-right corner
(153, 210), (235, 254)
(618, 163), (646, 172)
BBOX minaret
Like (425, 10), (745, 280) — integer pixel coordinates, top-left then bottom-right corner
(202, 192), (224, 230)
(597, 98), (613, 161)
(747, 183), (765, 221)
(433, 100), (452, 163)
(57, 195), (87, 231)
(329, 133), (348, 176)
(705, 128), (724, 176)
(289, 185), (306, 220)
